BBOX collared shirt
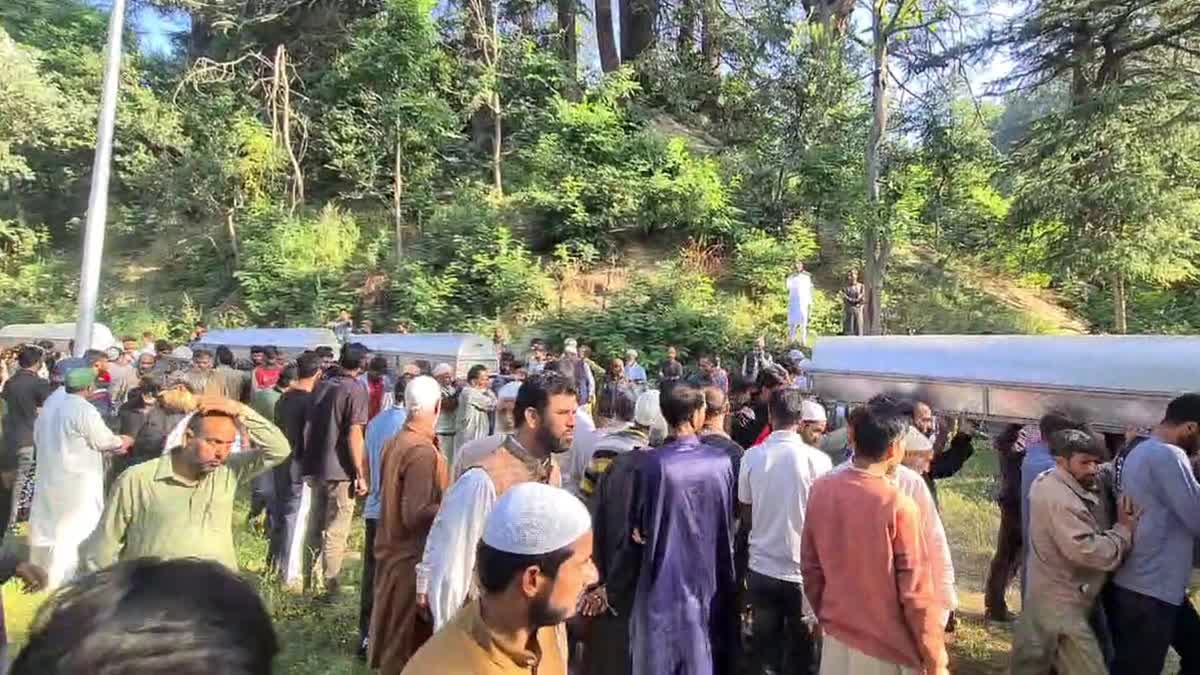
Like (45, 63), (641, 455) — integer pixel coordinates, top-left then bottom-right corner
(80, 402), (290, 572)
(624, 363), (647, 384)
(1027, 466), (1130, 608)
(739, 430), (832, 584)
(364, 405), (408, 520)
(401, 599), (566, 675)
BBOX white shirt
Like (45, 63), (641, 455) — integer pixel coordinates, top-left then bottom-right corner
(787, 272), (813, 314)
(738, 429), (832, 584)
(30, 390), (123, 588)
(416, 468), (498, 629)
(563, 408), (596, 492)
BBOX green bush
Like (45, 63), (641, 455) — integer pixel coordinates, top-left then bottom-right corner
(728, 218), (819, 297)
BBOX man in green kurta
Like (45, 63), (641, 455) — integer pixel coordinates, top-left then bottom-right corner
(79, 396), (290, 571)
(452, 365), (496, 460)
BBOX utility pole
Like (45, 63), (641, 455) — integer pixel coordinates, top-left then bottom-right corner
(73, 0), (126, 356)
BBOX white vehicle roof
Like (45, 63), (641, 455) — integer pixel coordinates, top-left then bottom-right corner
(0, 323), (117, 352)
(192, 328), (340, 358)
(807, 335), (1200, 430)
(353, 332), (497, 379)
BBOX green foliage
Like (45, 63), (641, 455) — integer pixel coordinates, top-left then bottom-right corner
(728, 219), (819, 297)
(235, 205), (364, 325)
(513, 69), (737, 249)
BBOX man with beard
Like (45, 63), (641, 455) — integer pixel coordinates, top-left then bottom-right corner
(403, 482), (595, 675)
(1109, 393), (1200, 675)
(415, 374), (578, 629)
(1011, 430), (1139, 675)
(368, 376), (449, 673)
(81, 396), (289, 571)
(432, 364), (459, 459)
(628, 383), (738, 675)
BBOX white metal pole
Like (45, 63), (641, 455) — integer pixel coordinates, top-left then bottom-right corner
(73, 0), (127, 357)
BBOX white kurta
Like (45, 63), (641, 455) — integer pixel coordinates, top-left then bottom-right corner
(415, 468), (498, 629)
(893, 465), (958, 620)
(31, 390), (123, 589)
(787, 272), (814, 345)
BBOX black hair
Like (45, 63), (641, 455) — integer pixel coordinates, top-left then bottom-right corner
(36, 339), (55, 351)
(756, 364), (789, 390)
(851, 395), (911, 461)
(467, 363), (489, 382)
(215, 346), (235, 366)
(314, 346), (335, 358)
(659, 381), (706, 428)
(249, 346), (266, 355)
(1039, 411), (1086, 440)
(12, 558), (278, 675)
(277, 365), (297, 390)
(768, 388), (807, 429)
(514, 373), (579, 429)
(394, 373), (412, 399)
(191, 348), (214, 361)
(295, 352), (322, 379)
(17, 346), (44, 369)
(340, 343), (370, 371)
(1164, 393), (1200, 426)
(369, 356), (389, 374)
(121, 335), (137, 343)
(599, 386), (637, 422)
(262, 346), (279, 360)
(1049, 429), (1108, 460)
(83, 349), (107, 364)
(476, 541), (574, 594)
(154, 339), (173, 354)
(138, 377), (162, 399)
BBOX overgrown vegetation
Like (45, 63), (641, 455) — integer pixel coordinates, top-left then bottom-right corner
(3, 0), (1200, 357)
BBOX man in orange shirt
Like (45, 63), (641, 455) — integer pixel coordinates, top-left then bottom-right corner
(801, 396), (947, 675)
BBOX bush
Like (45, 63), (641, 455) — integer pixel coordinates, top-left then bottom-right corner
(728, 218), (819, 297)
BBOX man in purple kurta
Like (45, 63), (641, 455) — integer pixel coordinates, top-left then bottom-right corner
(628, 382), (737, 675)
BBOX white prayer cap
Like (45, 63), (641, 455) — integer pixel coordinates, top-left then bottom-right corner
(902, 426), (933, 453)
(171, 346), (193, 360)
(625, 348), (638, 359)
(801, 400), (827, 423)
(499, 381), (522, 401)
(563, 338), (578, 355)
(789, 349), (806, 363)
(634, 390), (665, 428)
(405, 375), (441, 412)
(432, 363), (454, 377)
(483, 483), (592, 555)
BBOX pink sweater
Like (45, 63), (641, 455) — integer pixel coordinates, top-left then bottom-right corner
(801, 467), (947, 672)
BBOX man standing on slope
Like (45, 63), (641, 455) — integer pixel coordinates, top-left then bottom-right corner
(787, 262), (814, 346)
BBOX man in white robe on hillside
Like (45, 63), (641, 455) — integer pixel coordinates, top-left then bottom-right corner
(787, 262), (814, 346)
(30, 368), (132, 589)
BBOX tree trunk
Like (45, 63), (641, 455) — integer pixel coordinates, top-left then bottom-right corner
(466, 0), (497, 151)
(804, 0), (855, 38)
(1112, 272), (1128, 333)
(677, 0), (696, 55)
(393, 130), (404, 260)
(557, 0), (578, 94)
(700, 0), (721, 75)
(225, 208), (240, 270)
(492, 92), (504, 195)
(621, 0), (658, 62)
(863, 6), (891, 335)
(596, 0), (620, 72)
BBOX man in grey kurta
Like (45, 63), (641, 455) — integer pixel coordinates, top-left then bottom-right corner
(453, 365), (496, 461)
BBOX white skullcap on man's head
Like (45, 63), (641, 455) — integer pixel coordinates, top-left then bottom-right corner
(432, 363), (454, 377)
(498, 381), (523, 401)
(483, 483), (591, 555)
(634, 390), (664, 428)
(902, 426), (934, 452)
(801, 400), (827, 423)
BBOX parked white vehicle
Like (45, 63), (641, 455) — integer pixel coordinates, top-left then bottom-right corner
(353, 332), (498, 379)
(191, 327), (340, 360)
(0, 322), (117, 353)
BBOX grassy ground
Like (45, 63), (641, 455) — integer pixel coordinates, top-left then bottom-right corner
(0, 446), (1175, 673)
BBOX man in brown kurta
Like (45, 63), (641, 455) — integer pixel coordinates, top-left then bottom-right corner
(369, 376), (450, 674)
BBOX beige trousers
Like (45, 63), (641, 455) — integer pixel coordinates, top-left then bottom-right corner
(819, 634), (921, 675)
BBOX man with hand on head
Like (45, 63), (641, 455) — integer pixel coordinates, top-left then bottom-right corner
(402, 482), (595, 675)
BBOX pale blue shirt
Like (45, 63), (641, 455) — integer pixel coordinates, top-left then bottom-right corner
(625, 363), (647, 384)
(363, 405), (408, 520)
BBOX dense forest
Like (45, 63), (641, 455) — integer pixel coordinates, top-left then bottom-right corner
(2, 0), (1200, 361)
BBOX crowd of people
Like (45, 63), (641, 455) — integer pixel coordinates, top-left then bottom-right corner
(0, 330), (1199, 675)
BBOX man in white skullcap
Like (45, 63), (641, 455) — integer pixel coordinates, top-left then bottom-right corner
(738, 388), (832, 674)
(495, 380), (523, 434)
(431, 363), (458, 460)
(416, 374), (578, 629)
(403, 482), (595, 675)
